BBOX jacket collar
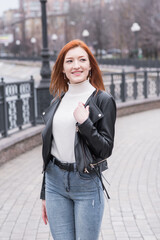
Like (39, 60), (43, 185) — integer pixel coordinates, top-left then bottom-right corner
(42, 93), (65, 124)
(87, 90), (104, 124)
(42, 90), (104, 126)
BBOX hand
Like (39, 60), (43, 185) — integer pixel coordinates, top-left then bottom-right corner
(42, 200), (48, 225)
(73, 102), (89, 124)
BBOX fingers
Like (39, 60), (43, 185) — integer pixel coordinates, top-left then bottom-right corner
(42, 200), (48, 225)
(78, 102), (84, 107)
(78, 102), (89, 111)
(42, 208), (48, 225)
(73, 103), (89, 124)
(86, 105), (89, 112)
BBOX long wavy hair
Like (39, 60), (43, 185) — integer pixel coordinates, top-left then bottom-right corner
(50, 39), (105, 97)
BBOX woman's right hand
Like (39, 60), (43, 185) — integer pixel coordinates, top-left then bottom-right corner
(42, 200), (48, 225)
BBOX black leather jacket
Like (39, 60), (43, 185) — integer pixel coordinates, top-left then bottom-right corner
(40, 90), (116, 199)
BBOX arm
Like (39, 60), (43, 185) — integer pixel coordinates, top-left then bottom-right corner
(40, 173), (45, 200)
(40, 174), (48, 224)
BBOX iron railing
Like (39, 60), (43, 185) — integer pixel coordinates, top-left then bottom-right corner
(103, 70), (160, 102)
(99, 58), (160, 68)
(0, 70), (159, 138)
(0, 77), (36, 138)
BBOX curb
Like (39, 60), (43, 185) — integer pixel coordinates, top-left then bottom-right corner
(117, 97), (160, 117)
(0, 125), (44, 165)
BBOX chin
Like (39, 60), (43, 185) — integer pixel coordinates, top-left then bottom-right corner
(70, 78), (86, 84)
(76, 79), (85, 83)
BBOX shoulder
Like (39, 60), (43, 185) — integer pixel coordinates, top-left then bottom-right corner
(96, 90), (116, 106)
(95, 90), (116, 118)
(50, 92), (65, 105)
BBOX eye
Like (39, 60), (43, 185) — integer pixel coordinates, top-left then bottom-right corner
(66, 60), (72, 63)
(80, 58), (86, 62)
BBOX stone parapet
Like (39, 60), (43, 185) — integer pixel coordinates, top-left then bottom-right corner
(117, 97), (160, 117)
(0, 125), (44, 165)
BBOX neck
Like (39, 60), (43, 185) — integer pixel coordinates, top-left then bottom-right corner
(67, 79), (95, 95)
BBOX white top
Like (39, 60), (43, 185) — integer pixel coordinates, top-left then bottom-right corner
(51, 79), (96, 163)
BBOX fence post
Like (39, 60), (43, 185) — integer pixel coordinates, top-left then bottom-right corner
(133, 72), (138, 99)
(0, 78), (8, 137)
(30, 76), (36, 126)
(16, 83), (23, 130)
(156, 70), (160, 96)
(120, 70), (126, 102)
(143, 70), (148, 98)
(110, 74), (115, 99)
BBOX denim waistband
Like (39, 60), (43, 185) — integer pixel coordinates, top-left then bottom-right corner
(51, 155), (77, 172)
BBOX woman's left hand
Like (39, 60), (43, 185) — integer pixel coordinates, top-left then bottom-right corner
(73, 102), (89, 124)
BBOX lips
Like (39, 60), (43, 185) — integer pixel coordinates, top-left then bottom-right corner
(72, 71), (83, 76)
(72, 71), (82, 74)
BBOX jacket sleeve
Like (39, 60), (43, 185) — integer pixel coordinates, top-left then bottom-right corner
(78, 95), (116, 159)
(40, 173), (45, 200)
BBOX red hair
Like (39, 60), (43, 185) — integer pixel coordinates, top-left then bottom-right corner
(50, 39), (105, 97)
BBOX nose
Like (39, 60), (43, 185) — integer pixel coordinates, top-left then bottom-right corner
(73, 60), (80, 68)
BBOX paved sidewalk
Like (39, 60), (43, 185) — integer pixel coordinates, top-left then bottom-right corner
(0, 109), (160, 240)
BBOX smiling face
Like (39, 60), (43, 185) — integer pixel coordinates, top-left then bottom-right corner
(63, 46), (91, 84)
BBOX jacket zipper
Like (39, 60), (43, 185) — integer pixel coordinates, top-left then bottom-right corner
(76, 124), (89, 173)
(80, 139), (89, 173)
(90, 159), (107, 168)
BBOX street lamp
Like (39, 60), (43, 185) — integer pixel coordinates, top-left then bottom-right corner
(16, 40), (21, 45)
(36, 0), (52, 123)
(16, 40), (21, 56)
(30, 37), (37, 57)
(82, 29), (89, 44)
(51, 34), (58, 59)
(51, 34), (58, 41)
(131, 22), (141, 58)
(4, 42), (9, 56)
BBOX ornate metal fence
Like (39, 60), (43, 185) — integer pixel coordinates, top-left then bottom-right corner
(0, 77), (36, 138)
(99, 58), (160, 68)
(103, 70), (160, 102)
(0, 70), (159, 138)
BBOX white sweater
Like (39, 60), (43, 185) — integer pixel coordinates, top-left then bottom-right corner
(51, 80), (95, 163)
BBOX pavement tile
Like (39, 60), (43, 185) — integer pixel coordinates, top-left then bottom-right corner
(143, 236), (157, 240)
(0, 109), (160, 240)
(129, 238), (143, 240)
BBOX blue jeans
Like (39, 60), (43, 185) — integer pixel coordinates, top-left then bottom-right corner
(45, 160), (104, 240)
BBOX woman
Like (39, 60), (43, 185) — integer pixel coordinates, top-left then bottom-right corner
(40, 39), (116, 240)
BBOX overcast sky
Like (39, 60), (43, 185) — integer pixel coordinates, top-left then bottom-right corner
(0, 0), (19, 16)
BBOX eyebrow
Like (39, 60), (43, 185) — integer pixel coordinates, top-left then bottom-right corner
(65, 55), (86, 59)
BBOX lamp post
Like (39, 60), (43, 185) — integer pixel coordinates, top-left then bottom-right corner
(93, 41), (98, 58)
(30, 37), (37, 57)
(36, 0), (52, 123)
(51, 33), (58, 59)
(16, 40), (21, 57)
(82, 29), (89, 45)
(131, 22), (141, 58)
(4, 42), (9, 56)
